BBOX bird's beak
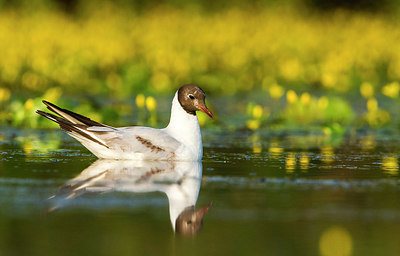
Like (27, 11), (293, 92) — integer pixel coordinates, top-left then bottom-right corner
(197, 104), (214, 119)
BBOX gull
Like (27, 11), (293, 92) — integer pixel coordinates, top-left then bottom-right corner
(36, 84), (214, 161)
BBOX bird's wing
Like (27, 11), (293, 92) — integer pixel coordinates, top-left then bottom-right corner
(97, 127), (182, 158)
(37, 101), (181, 159)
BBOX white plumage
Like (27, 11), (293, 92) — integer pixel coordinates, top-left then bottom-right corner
(49, 160), (210, 233)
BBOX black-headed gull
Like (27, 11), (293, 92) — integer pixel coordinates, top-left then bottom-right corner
(36, 84), (214, 161)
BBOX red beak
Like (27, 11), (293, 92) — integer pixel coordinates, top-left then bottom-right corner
(198, 105), (214, 119)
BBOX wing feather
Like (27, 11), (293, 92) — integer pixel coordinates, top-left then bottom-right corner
(37, 101), (181, 160)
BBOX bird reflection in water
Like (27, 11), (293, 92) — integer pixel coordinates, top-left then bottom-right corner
(48, 160), (210, 236)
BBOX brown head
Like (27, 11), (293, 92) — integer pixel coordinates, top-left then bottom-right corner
(177, 84), (214, 119)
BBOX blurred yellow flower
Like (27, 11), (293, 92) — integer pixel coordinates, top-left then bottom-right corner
(300, 92), (311, 106)
(0, 87), (11, 102)
(269, 83), (285, 99)
(246, 119), (260, 130)
(145, 96), (157, 112)
(382, 82), (399, 99)
(136, 94), (145, 109)
(286, 90), (298, 104)
(360, 82), (374, 99)
(252, 105), (263, 119)
(366, 98), (378, 112)
(25, 98), (35, 111)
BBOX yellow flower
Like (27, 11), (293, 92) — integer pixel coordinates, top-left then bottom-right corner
(269, 83), (285, 99)
(360, 82), (374, 99)
(0, 88), (11, 102)
(25, 98), (35, 111)
(366, 98), (378, 112)
(246, 119), (260, 130)
(145, 96), (157, 112)
(382, 82), (399, 99)
(252, 105), (263, 119)
(300, 92), (311, 106)
(136, 94), (145, 109)
(286, 90), (298, 104)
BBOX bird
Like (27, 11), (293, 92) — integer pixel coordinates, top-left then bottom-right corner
(36, 84), (214, 161)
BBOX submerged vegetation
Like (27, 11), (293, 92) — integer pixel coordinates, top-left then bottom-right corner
(0, 1), (400, 130)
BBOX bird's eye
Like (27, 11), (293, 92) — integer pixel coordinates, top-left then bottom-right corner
(188, 94), (195, 100)
(187, 220), (192, 224)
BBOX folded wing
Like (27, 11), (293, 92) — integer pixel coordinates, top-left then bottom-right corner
(37, 101), (181, 159)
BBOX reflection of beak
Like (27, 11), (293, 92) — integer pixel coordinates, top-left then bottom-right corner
(198, 105), (214, 119)
(195, 202), (212, 218)
(175, 203), (212, 236)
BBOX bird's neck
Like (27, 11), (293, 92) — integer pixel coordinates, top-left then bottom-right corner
(165, 93), (202, 157)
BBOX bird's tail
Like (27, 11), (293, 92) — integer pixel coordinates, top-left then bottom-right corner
(36, 101), (110, 148)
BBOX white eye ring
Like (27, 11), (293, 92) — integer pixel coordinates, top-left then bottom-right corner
(188, 94), (195, 99)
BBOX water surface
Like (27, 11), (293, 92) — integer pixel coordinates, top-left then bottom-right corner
(0, 128), (400, 255)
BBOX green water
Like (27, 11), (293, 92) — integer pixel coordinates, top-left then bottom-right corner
(0, 129), (400, 256)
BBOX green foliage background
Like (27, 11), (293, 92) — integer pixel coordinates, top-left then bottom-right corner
(0, 0), (400, 130)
